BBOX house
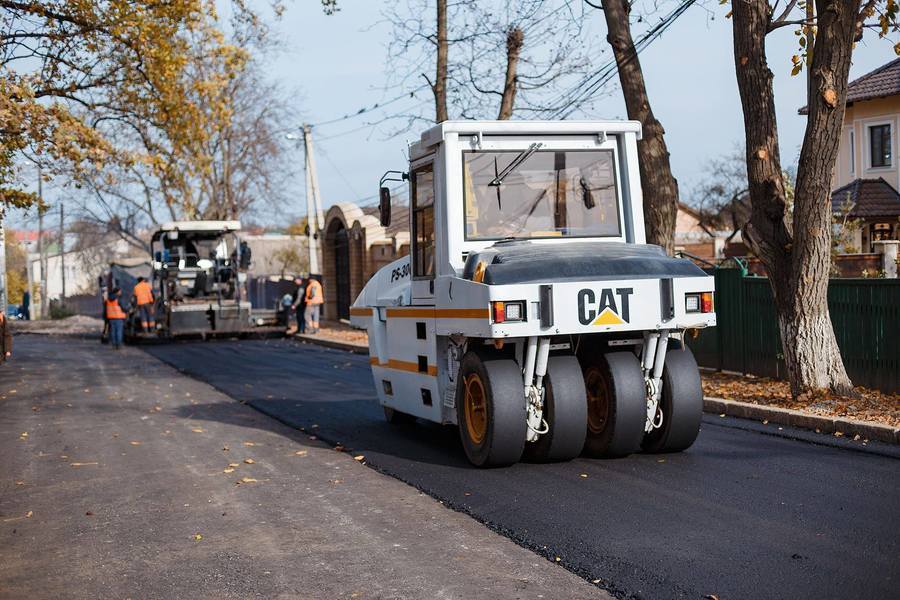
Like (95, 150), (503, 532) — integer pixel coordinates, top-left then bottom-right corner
(827, 57), (900, 255)
(321, 202), (410, 320)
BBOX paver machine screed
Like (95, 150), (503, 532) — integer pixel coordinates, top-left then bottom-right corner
(350, 121), (716, 467)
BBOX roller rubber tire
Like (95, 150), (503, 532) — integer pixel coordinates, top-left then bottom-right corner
(642, 344), (703, 453)
(523, 356), (588, 462)
(582, 351), (646, 458)
(383, 406), (416, 425)
(456, 353), (527, 467)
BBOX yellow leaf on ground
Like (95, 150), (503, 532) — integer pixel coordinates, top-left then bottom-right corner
(243, 442), (256, 447)
(579, 473), (588, 478)
(129, 441), (141, 446)
(26, 511), (33, 518)
(70, 462), (99, 467)
(240, 477), (257, 483)
(353, 455), (365, 461)
(191, 428), (205, 433)
(228, 462), (239, 468)
(193, 533), (202, 541)
(243, 458), (255, 464)
(294, 450), (308, 456)
(223, 468), (235, 474)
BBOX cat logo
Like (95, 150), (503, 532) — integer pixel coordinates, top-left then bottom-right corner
(577, 288), (633, 326)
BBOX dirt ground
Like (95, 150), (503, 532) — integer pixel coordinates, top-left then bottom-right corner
(702, 371), (900, 428)
(10, 315), (103, 336)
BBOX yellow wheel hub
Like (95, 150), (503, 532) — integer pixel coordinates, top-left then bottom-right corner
(463, 373), (488, 444)
(585, 366), (609, 435)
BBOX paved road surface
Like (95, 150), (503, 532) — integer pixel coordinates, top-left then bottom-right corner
(144, 338), (900, 600)
(1, 336), (606, 599)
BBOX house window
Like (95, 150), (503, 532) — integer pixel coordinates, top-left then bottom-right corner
(869, 124), (891, 168)
(849, 130), (855, 175)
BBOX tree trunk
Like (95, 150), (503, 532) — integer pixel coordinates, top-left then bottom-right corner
(732, 0), (857, 397)
(497, 27), (524, 120)
(602, 0), (677, 254)
(433, 0), (448, 123)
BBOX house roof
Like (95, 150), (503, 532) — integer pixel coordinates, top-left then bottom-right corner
(831, 178), (900, 219)
(800, 57), (900, 114)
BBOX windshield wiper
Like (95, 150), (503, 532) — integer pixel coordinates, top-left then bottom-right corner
(489, 142), (543, 187)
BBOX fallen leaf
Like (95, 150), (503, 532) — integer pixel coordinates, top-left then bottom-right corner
(193, 533), (202, 541)
(228, 462), (239, 468)
(70, 462), (99, 467)
(129, 441), (141, 446)
(223, 468), (235, 474)
(243, 458), (255, 464)
(15, 481), (24, 486)
(294, 450), (308, 457)
(191, 428), (205, 433)
(657, 459), (666, 463)
(353, 455), (365, 461)
(834, 431), (844, 437)
(308, 436), (317, 441)
(223, 445), (230, 451)
(26, 511), (33, 518)
(240, 477), (257, 484)
(85, 511), (94, 516)
(579, 473), (588, 478)
(19, 432), (28, 439)
(719, 413), (726, 418)
(555, 556), (561, 562)
(243, 442), (256, 447)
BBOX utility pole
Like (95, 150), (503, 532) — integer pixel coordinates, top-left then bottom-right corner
(59, 202), (66, 304)
(37, 167), (48, 319)
(302, 124), (324, 276)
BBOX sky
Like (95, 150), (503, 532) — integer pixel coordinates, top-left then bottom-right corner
(9, 0), (894, 230)
(260, 0), (894, 224)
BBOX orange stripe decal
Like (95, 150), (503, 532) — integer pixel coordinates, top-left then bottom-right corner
(350, 307), (373, 316)
(370, 358), (437, 377)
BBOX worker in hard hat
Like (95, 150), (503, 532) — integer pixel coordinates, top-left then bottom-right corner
(106, 287), (128, 350)
(304, 276), (323, 334)
(132, 276), (156, 333)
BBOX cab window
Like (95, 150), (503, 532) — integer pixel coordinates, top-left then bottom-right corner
(412, 165), (435, 278)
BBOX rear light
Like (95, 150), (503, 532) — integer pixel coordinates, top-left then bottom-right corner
(492, 301), (526, 323)
(493, 301), (505, 323)
(685, 292), (714, 314)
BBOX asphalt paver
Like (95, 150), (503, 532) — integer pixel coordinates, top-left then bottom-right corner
(143, 338), (900, 600)
(0, 336), (607, 599)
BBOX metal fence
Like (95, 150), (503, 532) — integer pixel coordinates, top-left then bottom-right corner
(689, 269), (900, 393)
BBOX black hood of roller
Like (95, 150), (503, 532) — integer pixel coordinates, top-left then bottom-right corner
(463, 240), (707, 285)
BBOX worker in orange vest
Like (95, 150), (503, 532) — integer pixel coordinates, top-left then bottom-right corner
(106, 287), (128, 350)
(304, 276), (324, 334)
(132, 276), (156, 332)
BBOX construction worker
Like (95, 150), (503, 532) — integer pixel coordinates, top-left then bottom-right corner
(304, 276), (323, 334)
(105, 287), (127, 350)
(132, 276), (156, 332)
(290, 276), (307, 335)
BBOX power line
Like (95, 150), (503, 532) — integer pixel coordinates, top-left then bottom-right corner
(539, 0), (696, 119)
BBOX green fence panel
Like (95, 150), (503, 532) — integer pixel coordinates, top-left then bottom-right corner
(691, 268), (899, 393)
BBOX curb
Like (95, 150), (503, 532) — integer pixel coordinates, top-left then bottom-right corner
(293, 333), (369, 355)
(703, 397), (899, 445)
(288, 333), (899, 446)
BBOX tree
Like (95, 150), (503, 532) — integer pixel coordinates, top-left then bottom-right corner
(0, 1), (251, 210)
(4, 231), (27, 304)
(381, 0), (598, 124)
(594, 0), (680, 254)
(729, 0), (898, 396)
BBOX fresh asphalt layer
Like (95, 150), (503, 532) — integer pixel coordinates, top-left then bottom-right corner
(143, 338), (900, 600)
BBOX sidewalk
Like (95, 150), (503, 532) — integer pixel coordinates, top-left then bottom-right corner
(0, 336), (606, 599)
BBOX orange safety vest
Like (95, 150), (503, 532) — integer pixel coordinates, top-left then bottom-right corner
(105, 298), (127, 320)
(305, 279), (323, 305)
(134, 280), (154, 306)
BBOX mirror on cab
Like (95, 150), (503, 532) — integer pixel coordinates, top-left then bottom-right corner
(379, 186), (391, 226)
